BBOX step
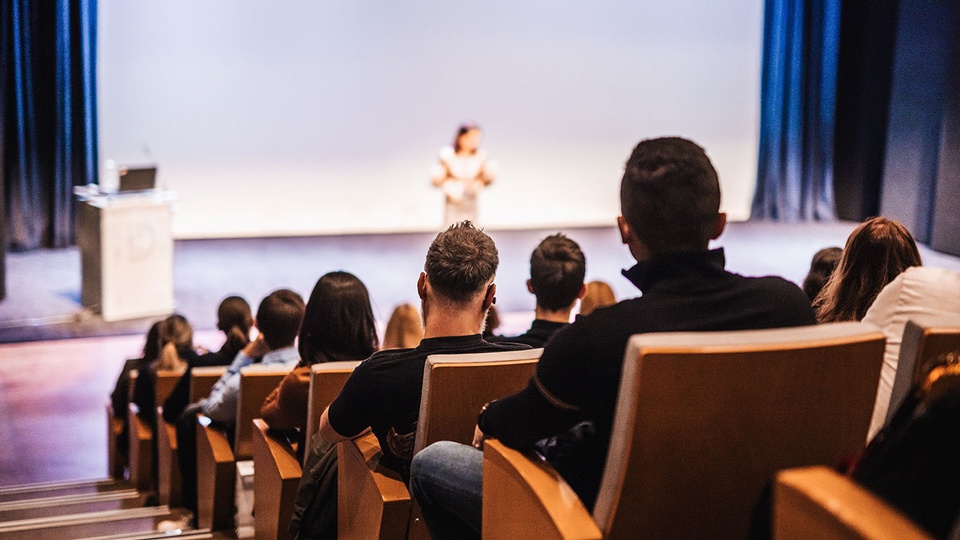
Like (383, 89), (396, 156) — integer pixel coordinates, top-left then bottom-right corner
(0, 478), (129, 503)
(0, 488), (143, 521)
(81, 528), (219, 539)
(0, 506), (178, 540)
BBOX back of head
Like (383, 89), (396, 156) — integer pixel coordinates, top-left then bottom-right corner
(530, 234), (586, 311)
(580, 280), (617, 316)
(217, 295), (253, 335)
(382, 303), (424, 350)
(153, 314), (193, 371)
(815, 217), (922, 322)
(620, 137), (721, 254)
(299, 272), (379, 364)
(257, 289), (306, 350)
(425, 221), (499, 304)
(141, 321), (163, 363)
(802, 247), (842, 301)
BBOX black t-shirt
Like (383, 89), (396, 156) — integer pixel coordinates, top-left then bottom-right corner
(328, 334), (530, 476)
(480, 248), (816, 509)
(488, 319), (568, 348)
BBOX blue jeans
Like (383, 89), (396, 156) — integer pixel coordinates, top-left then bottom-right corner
(409, 441), (483, 540)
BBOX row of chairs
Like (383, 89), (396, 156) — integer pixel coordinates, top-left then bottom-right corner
(117, 320), (960, 539)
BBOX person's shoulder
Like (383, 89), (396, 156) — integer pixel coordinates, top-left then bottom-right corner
(439, 146), (456, 160)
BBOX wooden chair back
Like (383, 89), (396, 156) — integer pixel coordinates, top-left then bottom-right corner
(235, 365), (291, 459)
(190, 365), (228, 402)
(885, 321), (960, 426)
(338, 347), (543, 540)
(592, 323), (885, 539)
(304, 361), (362, 461)
(155, 369), (185, 406)
(414, 348), (542, 454)
(773, 466), (932, 540)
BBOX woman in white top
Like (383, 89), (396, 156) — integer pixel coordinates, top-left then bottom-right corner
(431, 124), (496, 228)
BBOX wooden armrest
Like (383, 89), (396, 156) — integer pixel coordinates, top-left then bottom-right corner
(252, 418), (302, 540)
(156, 406), (181, 507)
(107, 404), (126, 479)
(774, 466), (932, 540)
(127, 403), (153, 492)
(338, 433), (412, 540)
(196, 414), (236, 531)
(482, 439), (600, 540)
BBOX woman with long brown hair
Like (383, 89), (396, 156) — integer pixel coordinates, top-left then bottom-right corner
(814, 217), (922, 323)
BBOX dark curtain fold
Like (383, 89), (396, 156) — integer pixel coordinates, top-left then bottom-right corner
(752, 0), (840, 221)
(1, 0), (97, 251)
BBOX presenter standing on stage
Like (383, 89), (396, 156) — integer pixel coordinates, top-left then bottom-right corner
(431, 124), (496, 228)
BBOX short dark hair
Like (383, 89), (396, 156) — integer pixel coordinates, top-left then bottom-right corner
(425, 221), (499, 304)
(256, 289), (305, 350)
(620, 137), (721, 254)
(802, 247), (842, 301)
(299, 271), (379, 364)
(217, 296), (253, 334)
(530, 234), (586, 311)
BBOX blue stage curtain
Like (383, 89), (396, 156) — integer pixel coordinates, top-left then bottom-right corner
(752, 0), (840, 221)
(1, 0), (98, 251)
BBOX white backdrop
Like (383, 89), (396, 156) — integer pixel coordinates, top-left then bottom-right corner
(98, 1), (763, 238)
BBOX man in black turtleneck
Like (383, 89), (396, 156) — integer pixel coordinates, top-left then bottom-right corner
(488, 233), (586, 348)
(409, 137), (816, 540)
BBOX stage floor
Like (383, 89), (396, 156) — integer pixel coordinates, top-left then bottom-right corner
(3, 221), (960, 486)
(3, 221), (960, 344)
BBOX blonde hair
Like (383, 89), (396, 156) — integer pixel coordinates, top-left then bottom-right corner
(382, 303), (424, 350)
(152, 315), (194, 371)
(580, 280), (616, 316)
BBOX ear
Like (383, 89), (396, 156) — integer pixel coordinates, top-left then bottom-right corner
(417, 272), (427, 300)
(483, 283), (497, 312)
(577, 284), (587, 299)
(711, 212), (727, 240)
(617, 216), (633, 245)
(526, 279), (534, 294)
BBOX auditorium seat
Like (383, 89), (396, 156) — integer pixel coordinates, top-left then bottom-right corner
(884, 320), (960, 427)
(127, 369), (184, 493)
(107, 369), (138, 480)
(773, 466), (932, 540)
(156, 365), (227, 507)
(338, 348), (543, 540)
(253, 360), (360, 540)
(195, 365), (289, 531)
(481, 323), (885, 540)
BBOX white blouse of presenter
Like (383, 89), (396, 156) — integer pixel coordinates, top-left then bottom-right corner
(430, 124), (497, 228)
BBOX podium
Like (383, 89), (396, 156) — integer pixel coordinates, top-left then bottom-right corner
(75, 189), (176, 321)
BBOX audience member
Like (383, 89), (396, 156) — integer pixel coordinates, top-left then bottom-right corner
(131, 314), (197, 430)
(489, 233), (586, 347)
(851, 352), (960, 539)
(861, 266), (960, 440)
(814, 217), (921, 323)
(381, 303), (424, 350)
(261, 272), (379, 436)
(801, 246), (842, 302)
(176, 289), (305, 518)
(281, 273), (378, 539)
(162, 295), (254, 423)
(318, 222), (529, 477)
(109, 321), (162, 457)
(409, 137), (816, 539)
(579, 280), (616, 316)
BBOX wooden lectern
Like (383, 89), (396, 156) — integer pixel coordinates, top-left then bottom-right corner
(76, 192), (175, 321)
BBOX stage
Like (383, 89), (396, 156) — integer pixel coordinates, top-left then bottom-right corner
(4, 221), (960, 344)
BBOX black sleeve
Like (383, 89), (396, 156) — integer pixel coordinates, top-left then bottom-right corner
(326, 361), (374, 438)
(162, 368), (192, 424)
(131, 366), (157, 427)
(481, 322), (593, 449)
